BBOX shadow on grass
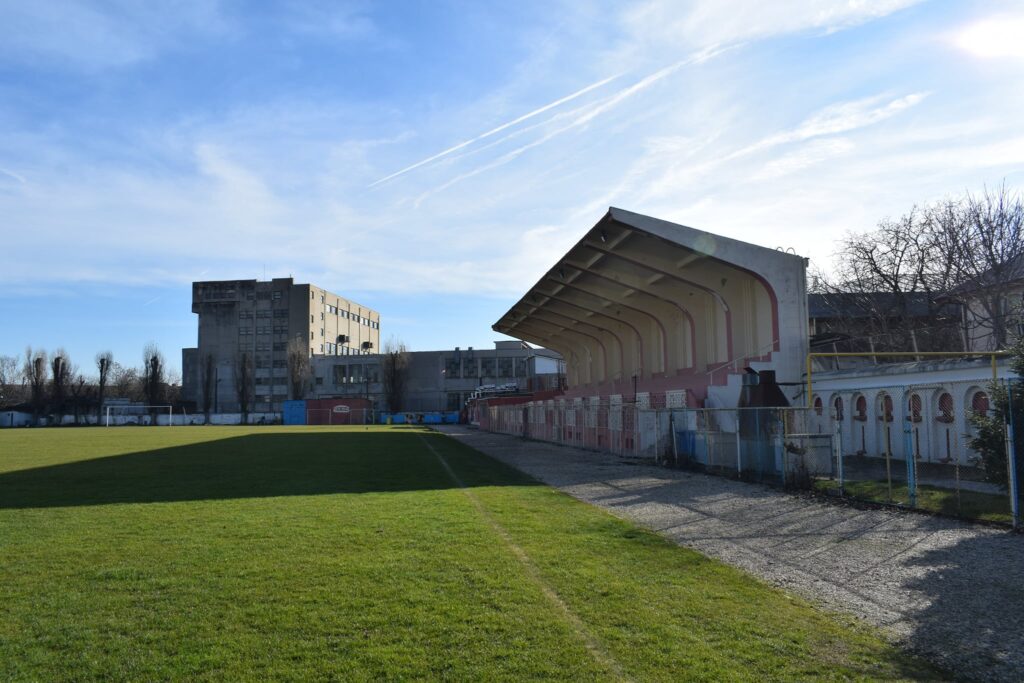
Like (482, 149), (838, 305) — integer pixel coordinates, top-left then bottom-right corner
(0, 431), (536, 509)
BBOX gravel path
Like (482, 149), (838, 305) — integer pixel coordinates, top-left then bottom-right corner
(438, 426), (1024, 682)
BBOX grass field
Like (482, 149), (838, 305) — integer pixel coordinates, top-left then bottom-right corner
(0, 426), (943, 681)
(815, 478), (1013, 525)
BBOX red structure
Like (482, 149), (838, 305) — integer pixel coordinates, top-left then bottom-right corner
(305, 398), (372, 425)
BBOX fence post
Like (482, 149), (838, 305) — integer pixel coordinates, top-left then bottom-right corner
(1006, 381), (1020, 529)
(834, 416), (844, 496)
(670, 410), (678, 466)
(735, 416), (742, 476)
(905, 425), (916, 508)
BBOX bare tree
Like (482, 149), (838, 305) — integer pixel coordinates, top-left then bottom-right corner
(68, 373), (88, 425)
(141, 343), (165, 424)
(200, 353), (215, 422)
(819, 185), (1024, 354)
(0, 354), (22, 406)
(286, 337), (310, 400)
(110, 362), (141, 402)
(23, 347), (48, 425)
(381, 338), (410, 413)
(48, 350), (72, 425)
(96, 351), (113, 424)
(939, 184), (1024, 350)
(817, 207), (961, 354)
(234, 352), (254, 424)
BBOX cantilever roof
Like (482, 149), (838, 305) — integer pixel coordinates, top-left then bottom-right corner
(493, 207), (806, 389)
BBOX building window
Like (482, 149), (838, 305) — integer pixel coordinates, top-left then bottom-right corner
(311, 291), (315, 300)
(444, 356), (460, 379)
(315, 377), (323, 385)
(813, 396), (823, 416)
(272, 291), (282, 301)
(320, 312), (324, 320)
(833, 396), (843, 420)
(320, 328), (324, 337)
(310, 332), (314, 340)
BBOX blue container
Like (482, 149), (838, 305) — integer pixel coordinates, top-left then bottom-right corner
(283, 400), (307, 425)
(675, 430), (697, 461)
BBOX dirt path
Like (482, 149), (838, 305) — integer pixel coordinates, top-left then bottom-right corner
(438, 426), (1024, 682)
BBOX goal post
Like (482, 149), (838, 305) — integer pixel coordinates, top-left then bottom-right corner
(105, 405), (174, 427)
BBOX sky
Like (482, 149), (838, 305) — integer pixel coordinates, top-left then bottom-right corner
(2, 0), (1024, 377)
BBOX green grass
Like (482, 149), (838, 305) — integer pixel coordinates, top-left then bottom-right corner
(815, 478), (1012, 525)
(0, 426), (943, 681)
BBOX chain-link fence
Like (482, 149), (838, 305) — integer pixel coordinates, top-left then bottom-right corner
(481, 400), (673, 460)
(477, 385), (1021, 528)
(810, 379), (1020, 527)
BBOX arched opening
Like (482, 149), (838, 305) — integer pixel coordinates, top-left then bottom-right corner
(908, 394), (922, 422)
(971, 390), (990, 417)
(833, 396), (844, 420)
(854, 395), (867, 421)
(908, 393), (923, 459)
(935, 391), (955, 463)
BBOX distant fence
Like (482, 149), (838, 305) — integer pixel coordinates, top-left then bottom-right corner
(478, 390), (1021, 528)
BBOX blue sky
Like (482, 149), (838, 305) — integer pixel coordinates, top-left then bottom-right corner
(2, 0), (1024, 377)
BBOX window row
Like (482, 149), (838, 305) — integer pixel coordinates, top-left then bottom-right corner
(813, 389), (990, 423)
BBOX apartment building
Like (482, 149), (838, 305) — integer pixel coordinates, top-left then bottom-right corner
(182, 277), (380, 412)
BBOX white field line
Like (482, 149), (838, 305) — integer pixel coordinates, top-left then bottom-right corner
(418, 435), (630, 681)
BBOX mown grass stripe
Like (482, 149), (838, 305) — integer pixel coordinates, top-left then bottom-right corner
(419, 433), (631, 682)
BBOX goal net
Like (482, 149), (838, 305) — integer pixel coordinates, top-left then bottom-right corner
(104, 405), (174, 426)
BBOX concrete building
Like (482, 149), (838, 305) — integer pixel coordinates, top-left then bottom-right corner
(182, 277), (380, 412)
(492, 207), (809, 409)
(309, 341), (564, 412)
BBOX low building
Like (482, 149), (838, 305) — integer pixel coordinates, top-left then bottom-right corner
(309, 341), (564, 412)
(182, 277), (380, 413)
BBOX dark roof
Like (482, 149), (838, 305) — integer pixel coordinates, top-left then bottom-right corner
(947, 254), (1024, 296)
(808, 292), (957, 319)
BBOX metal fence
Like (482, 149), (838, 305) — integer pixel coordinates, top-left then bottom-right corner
(483, 400), (673, 459)
(810, 379), (1020, 528)
(479, 386), (1021, 528)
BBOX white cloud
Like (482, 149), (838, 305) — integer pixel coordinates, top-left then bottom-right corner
(623, 0), (924, 50)
(955, 15), (1024, 59)
(0, 0), (231, 68)
(752, 138), (856, 179)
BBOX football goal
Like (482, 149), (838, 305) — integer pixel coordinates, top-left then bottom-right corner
(104, 405), (174, 426)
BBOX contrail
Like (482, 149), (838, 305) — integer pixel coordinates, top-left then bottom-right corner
(410, 45), (736, 206)
(369, 73), (622, 187)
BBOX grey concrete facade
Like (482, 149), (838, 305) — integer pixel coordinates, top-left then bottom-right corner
(310, 341), (564, 412)
(182, 277), (380, 412)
